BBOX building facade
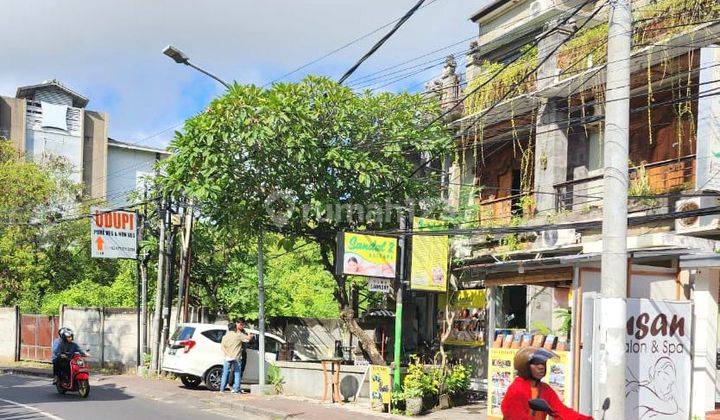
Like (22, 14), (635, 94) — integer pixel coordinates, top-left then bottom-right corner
(426, 0), (720, 417)
(0, 79), (168, 207)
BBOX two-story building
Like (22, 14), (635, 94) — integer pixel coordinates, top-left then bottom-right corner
(425, 0), (720, 416)
(0, 79), (168, 207)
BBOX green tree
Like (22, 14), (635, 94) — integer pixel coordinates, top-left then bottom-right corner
(161, 77), (451, 364)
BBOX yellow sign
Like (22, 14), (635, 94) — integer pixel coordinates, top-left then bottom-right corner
(342, 233), (397, 279)
(487, 348), (572, 419)
(410, 217), (448, 292)
(369, 365), (392, 404)
(438, 290), (487, 347)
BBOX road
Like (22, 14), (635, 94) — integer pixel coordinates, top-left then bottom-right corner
(0, 374), (252, 420)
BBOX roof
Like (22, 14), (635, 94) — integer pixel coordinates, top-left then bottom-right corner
(108, 138), (170, 155)
(470, 0), (511, 22)
(16, 79), (89, 108)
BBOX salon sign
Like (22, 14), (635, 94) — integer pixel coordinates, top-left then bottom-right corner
(624, 299), (691, 420)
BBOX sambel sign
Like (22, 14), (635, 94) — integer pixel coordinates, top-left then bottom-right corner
(90, 207), (137, 259)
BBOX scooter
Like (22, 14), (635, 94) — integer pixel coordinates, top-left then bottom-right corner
(529, 397), (609, 419)
(56, 352), (91, 398)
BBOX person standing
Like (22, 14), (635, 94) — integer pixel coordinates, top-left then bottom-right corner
(235, 319), (254, 387)
(219, 322), (244, 393)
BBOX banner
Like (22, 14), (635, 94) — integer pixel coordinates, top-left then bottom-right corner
(624, 299), (692, 420)
(410, 217), (448, 292)
(438, 290), (486, 347)
(90, 207), (137, 259)
(369, 365), (392, 405)
(487, 348), (572, 418)
(340, 233), (397, 279)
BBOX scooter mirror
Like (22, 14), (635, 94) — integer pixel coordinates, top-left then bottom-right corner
(602, 397), (610, 411)
(529, 398), (552, 413)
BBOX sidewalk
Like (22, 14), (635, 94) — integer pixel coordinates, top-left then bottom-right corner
(1, 363), (486, 419)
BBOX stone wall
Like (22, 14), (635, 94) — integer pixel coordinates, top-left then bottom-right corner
(0, 307), (19, 362)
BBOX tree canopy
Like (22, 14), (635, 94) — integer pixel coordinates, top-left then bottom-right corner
(161, 76), (452, 363)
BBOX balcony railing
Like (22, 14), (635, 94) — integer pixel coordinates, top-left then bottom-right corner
(479, 192), (534, 225)
(554, 155), (696, 211)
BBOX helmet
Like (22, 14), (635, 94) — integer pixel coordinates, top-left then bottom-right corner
(514, 347), (557, 379)
(60, 328), (74, 341)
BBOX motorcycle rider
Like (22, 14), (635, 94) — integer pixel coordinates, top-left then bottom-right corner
(501, 346), (592, 420)
(52, 328), (88, 385)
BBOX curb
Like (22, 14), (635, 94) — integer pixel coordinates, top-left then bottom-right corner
(0, 367), (54, 379)
(222, 397), (292, 419)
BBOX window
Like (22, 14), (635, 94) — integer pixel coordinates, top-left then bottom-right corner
(201, 329), (227, 344)
(170, 326), (195, 341)
(588, 128), (604, 173)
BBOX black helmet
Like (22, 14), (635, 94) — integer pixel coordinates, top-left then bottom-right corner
(513, 347), (557, 379)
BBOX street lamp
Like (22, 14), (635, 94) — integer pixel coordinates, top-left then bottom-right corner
(162, 45), (231, 90)
(162, 45), (268, 389)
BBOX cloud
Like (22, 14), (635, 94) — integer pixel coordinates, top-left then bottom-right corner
(0, 0), (481, 147)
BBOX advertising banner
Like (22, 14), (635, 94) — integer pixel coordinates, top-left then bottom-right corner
(437, 290), (487, 347)
(340, 233), (397, 279)
(90, 207), (137, 259)
(410, 217), (448, 292)
(624, 299), (692, 420)
(369, 365), (392, 405)
(487, 348), (572, 419)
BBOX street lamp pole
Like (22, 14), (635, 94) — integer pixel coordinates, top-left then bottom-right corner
(163, 45), (268, 387)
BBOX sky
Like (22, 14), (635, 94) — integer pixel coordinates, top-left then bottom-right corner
(1, 0), (482, 148)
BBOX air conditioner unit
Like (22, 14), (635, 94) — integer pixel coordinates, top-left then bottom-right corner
(535, 228), (578, 248)
(675, 196), (720, 236)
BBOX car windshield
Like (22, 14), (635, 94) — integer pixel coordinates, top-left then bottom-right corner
(171, 326), (195, 341)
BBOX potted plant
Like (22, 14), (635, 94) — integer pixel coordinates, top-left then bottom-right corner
(402, 359), (438, 415)
(445, 364), (471, 406)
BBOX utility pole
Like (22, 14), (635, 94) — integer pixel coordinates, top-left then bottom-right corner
(393, 216), (408, 390)
(161, 203), (179, 360)
(135, 210), (142, 369)
(176, 200), (194, 325)
(140, 186), (149, 357)
(150, 196), (168, 373)
(257, 230), (266, 387)
(597, 0), (631, 416)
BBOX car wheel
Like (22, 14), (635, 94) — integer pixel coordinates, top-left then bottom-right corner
(180, 375), (202, 389)
(205, 366), (224, 391)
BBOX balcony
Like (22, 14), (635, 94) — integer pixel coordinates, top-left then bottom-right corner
(479, 191), (535, 225)
(554, 155), (696, 211)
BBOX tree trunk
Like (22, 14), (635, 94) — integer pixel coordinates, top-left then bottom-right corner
(319, 241), (386, 366)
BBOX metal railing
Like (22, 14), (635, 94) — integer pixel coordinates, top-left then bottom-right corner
(554, 155), (696, 211)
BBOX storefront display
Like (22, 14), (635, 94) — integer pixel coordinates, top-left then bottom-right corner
(437, 290), (487, 347)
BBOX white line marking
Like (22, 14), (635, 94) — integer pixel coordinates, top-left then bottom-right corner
(0, 397), (65, 420)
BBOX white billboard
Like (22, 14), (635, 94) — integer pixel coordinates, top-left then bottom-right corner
(90, 207), (138, 259)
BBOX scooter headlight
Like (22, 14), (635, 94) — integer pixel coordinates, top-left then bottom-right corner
(76, 359), (84, 367)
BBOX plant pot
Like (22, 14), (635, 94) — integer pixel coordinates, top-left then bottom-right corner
(406, 397), (423, 416)
(437, 393), (451, 409)
(450, 392), (469, 407)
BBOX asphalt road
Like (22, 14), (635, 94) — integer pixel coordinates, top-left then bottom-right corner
(0, 374), (240, 420)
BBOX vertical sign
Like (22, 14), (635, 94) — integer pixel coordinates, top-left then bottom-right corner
(624, 299), (692, 420)
(369, 365), (392, 405)
(696, 45), (720, 191)
(90, 207), (138, 259)
(410, 217), (448, 292)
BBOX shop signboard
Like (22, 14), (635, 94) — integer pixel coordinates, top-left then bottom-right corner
(437, 290), (487, 347)
(368, 277), (392, 293)
(337, 232), (397, 279)
(90, 207), (137, 259)
(624, 299), (692, 420)
(487, 348), (572, 419)
(369, 365), (392, 405)
(410, 217), (448, 292)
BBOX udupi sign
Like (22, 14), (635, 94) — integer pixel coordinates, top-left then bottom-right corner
(90, 207), (138, 259)
(624, 299), (692, 420)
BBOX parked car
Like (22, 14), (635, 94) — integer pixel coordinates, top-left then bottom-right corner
(161, 323), (286, 391)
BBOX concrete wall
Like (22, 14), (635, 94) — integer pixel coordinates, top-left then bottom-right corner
(82, 111), (108, 200)
(61, 306), (138, 369)
(0, 307), (19, 362)
(106, 145), (158, 207)
(276, 361), (370, 400)
(0, 96), (26, 152)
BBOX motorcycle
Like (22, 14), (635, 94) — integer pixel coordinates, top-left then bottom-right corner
(56, 352), (91, 398)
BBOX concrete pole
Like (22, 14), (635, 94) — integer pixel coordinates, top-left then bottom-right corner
(393, 216), (408, 390)
(150, 198), (167, 373)
(258, 230), (266, 386)
(597, 0), (632, 417)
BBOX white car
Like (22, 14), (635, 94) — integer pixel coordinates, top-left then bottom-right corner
(161, 323), (286, 391)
